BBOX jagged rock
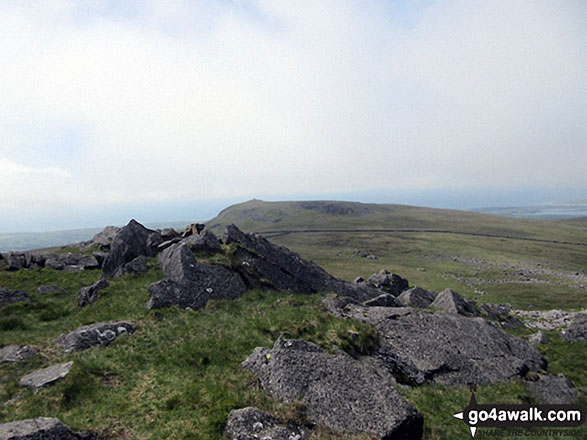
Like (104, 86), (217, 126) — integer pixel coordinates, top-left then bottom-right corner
(528, 331), (549, 345)
(181, 223), (206, 238)
(511, 309), (587, 330)
(91, 252), (108, 268)
(57, 321), (134, 352)
(0, 287), (32, 308)
(363, 293), (403, 307)
(562, 313), (587, 343)
(6, 253), (32, 270)
(321, 296), (357, 318)
(119, 255), (150, 276)
(36, 285), (66, 295)
(78, 279), (109, 307)
(159, 228), (180, 240)
(226, 407), (311, 440)
(353, 276), (365, 284)
(183, 229), (222, 253)
(20, 362), (73, 389)
(526, 373), (577, 404)
(101, 219), (163, 278)
(147, 243), (247, 310)
(83, 225), (121, 249)
(45, 253), (100, 272)
(366, 270), (409, 296)
(157, 237), (182, 251)
(0, 345), (36, 362)
(0, 417), (84, 440)
(242, 337), (423, 439)
(224, 225), (382, 301)
(478, 303), (512, 320)
(397, 287), (436, 308)
(429, 288), (479, 317)
(343, 306), (546, 386)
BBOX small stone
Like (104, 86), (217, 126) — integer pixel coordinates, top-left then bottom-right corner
(0, 345), (36, 363)
(20, 362), (73, 389)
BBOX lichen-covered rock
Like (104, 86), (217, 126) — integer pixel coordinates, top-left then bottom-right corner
(526, 373), (577, 404)
(562, 313), (587, 343)
(242, 337), (423, 439)
(0, 345), (36, 362)
(0, 417), (82, 440)
(366, 270), (409, 296)
(77, 279), (109, 307)
(397, 287), (436, 308)
(19, 362), (73, 389)
(226, 407), (311, 440)
(147, 243), (247, 310)
(429, 288), (479, 317)
(0, 287), (32, 308)
(57, 321), (134, 352)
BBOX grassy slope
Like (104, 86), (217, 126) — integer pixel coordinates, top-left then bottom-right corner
(1, 201), (586, 439)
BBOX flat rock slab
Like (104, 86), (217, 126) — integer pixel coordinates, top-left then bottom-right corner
(226, 407), (311, 440)
(397, 287), (436, 308)
(344, 306), (546, 386)
(526, 373), (577, 404)
(242, 337), (423, 439)
(0, 345), (36, 363)
(36, 285), (67, 295)
(19, 361), (73, 389)
(363, 293), (403, 307)
(429, 288), (479, 317)
(57, 321), (135, 353)
(0, 417), (82, 440)
(0, 287), (32, 308)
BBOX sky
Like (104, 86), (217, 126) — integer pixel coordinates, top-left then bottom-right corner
(0, 0), (585, 232)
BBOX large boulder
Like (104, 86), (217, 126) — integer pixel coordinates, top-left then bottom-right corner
(0, 287), (32, 308)
(182, 229), (222, 253)
(429, 288), (479, 317)
(82, 225), (121, 249)
(44, 253), (100, 272)
(0, 417), (84, 440)
(101, 219), (163, 278)
(562, 313), (587, 343)
(57, 321), (135, 353)
(397, 287), (436, 308)
(366, 270), (409, 296)
(77, 279), (109, 307)
(20, 361), (73, 389)
(147, 243), (247, 310)
(0, 345), (36, 363)
(526, 373), (577, 404)
(6, 253), (32, 270)
(343, 306), (546, 386)
(118, 255), (150, 276)
(242, 337), (423, 439)
(224, 225), (382, 301)
(226, 407), (311, 440)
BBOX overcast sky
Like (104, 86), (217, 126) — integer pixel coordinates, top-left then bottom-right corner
(0, 0), (585, 232)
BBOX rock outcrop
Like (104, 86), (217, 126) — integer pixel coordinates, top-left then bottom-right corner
(117, 255), (150, 276)
(242, 337), (423, 439)
(19, 362), (73, 389)
(183, 229), (222, 253)
(82, 225), (121, 249)
(526, 373), (577, 404)
(78, 280), (109, 307)
(366, 270), (409, 296)
(0, 345), (36, 363)
(57, 321), (134, 353)
(363, 293), (403, 307)
(429, 288), (479, 317)
(528, 331), (549, 345)
(0, 287), (32, 308)
(101, 219), (162, 278)
(0, 417), (87, 440)
(562, 313), (587, 343)
(44, 253), (100, 272)
(226, 407), (311, 440)
(397, 287), (436, 308)
(478, 302), (525, 329)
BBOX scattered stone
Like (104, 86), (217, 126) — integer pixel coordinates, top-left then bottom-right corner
(226, 407), (311, 440)
(363, 293), (403, 307)
(0, 417), (83, 440)
(526, 373), (577, 404)
(147, 243), (247, 310)
(397, 287), (436, 308)
(528, 331), (549, 345)
(0, 287), (32, 308)
(478, 303), (512, 320)
(366, 254), (377, 260)
(78, 279), (109, 307)
(19, 362), (73, 389)
(183, 229), (222, 253)
(0, 345), (36, 362)
(366, 270), (409, 296)
(57, 321), (135, 352)
(36, 285), (66, 295)
(119, 255), (150, 276)
(342, 306), (546, 386)
(101, 219), (163, 278)
(45, 253), (100, 272)
(562, 313), (587, 343)
(512, 309), (586, 331)
(242, 337), (423, 439)
(429, 288), (479, 317)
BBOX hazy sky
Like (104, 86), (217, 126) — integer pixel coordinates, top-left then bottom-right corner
(1, 1), (585, 232)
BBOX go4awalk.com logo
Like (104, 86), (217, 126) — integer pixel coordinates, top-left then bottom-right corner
(453, 391), (585, 437)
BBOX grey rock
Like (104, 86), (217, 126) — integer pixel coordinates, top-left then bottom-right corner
(397, 287), (436, 308)
(562, 313), (587, 343)
(226, 407), (311, 440)
(429, 288), (479, 317)
(363, 293), (403, 307)
(0, 417), (81, 440)
(242, 337), (423, 439)
(45, 253), (99, 271)
(36, 285), (66, 295)
(57, 321), (135, 352)
(344, 306), (546, 386)
(526, 373), (577, 404)
(119, 255), (150, 276)
(478, 303), (512, 321)
(528, 331), (549, 345)
(159, 228), (180, 240)
(224, 224), (382, 301)
(101, 219), (163, 278)
(321, 296), (357, 318)
(6, 253), (32, 270)
(181, 223), (206, 238)
(147, 243), (247, 310)
(157, 237), (182, 251)
(0, 287), (32, 308)
(91, 252), (108, 268)
(366, 271), (409, 296)
(83, 225), (121, 248)
(182, 229), (222, 253)
(20, 361), (73, 389)
(353, 276), (365, 284)
(0, 345), (36, 362)
(78, 279), (109, 307)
